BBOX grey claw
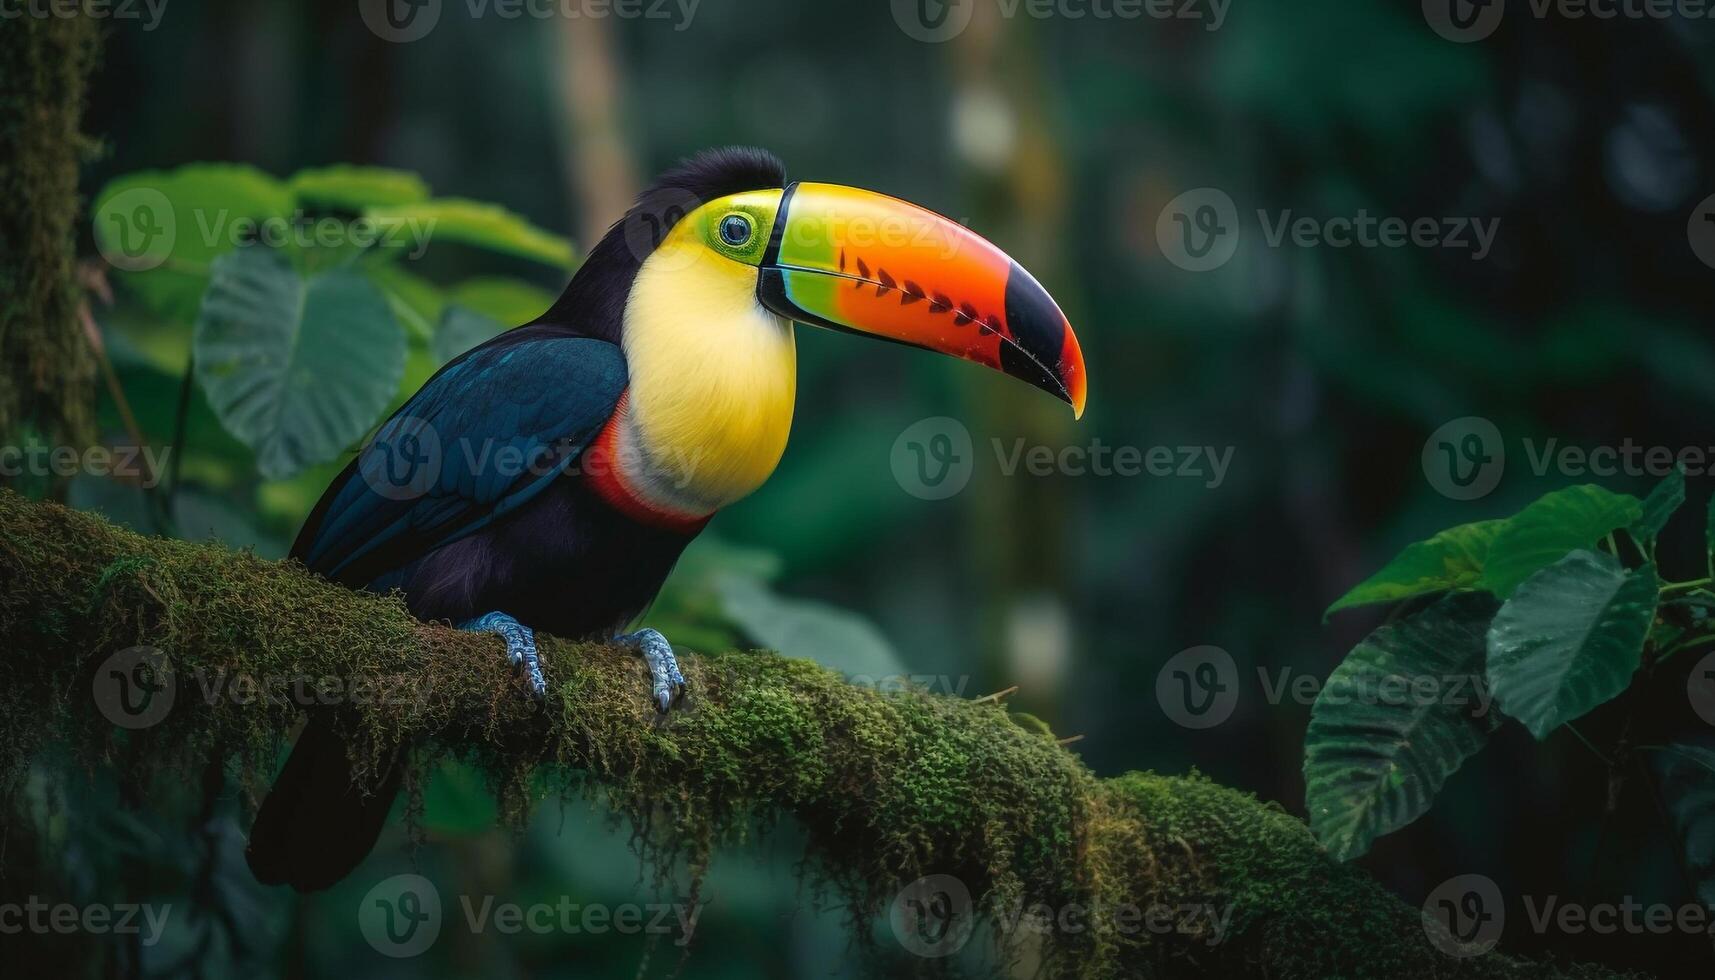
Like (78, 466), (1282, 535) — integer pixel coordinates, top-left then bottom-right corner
(618, 628), (688, 714)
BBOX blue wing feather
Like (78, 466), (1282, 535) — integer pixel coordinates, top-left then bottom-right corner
(293, 333), (627, 586)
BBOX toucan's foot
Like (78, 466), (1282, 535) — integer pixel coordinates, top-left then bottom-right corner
(617, 628), (686, 713)
(461, 611), (544, 697)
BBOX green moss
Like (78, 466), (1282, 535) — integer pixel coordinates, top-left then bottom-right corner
(0, 492), (1644, 980)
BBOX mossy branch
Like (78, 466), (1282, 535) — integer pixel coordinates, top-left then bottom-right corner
(0, 490), (1638, 979)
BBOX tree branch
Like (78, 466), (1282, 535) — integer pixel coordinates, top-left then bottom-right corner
(0, 491), (1638, 979)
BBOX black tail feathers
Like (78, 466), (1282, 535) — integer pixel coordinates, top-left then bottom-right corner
(246, 719), (402, 892)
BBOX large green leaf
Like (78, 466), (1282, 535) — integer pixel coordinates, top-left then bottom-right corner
(1305, 592), (1501, 862)
(1486, 550), (1658, 739)
(1479, 485), (1644, 597)
(1633, 466), (1686, 548)
(364, 263), (445, 341)
(288, 165), (430, 210)
(364, 198), (575, 269)
(1326, 520), (1504, 617)
(194, 249), (406, 479)
(447, 276), (557, 324)
(716, 576), (906, 682)
(433, 305), (506, 365)
(1648, 743), (1715, 908)
(94, 164), (294, 320)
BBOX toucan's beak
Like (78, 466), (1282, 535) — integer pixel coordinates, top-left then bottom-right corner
(757, 182), (1087, 418)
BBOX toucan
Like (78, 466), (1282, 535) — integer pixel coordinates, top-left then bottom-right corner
(245, 147), (1087, 892)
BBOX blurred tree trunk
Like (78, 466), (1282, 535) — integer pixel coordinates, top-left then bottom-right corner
(553, 2), (640, 245)
(952, 7), (1080, 720)
(0, 7), (100, 476)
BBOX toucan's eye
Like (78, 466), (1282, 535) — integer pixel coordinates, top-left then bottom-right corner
(719, 214), (754, 247)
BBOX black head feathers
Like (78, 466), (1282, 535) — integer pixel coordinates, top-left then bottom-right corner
(537, 147), (788, 342)
(643, 146), (787, 209)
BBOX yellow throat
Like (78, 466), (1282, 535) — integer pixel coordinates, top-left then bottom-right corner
(617, 231), (797, 518)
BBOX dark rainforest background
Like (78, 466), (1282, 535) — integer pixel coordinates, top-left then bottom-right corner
(7, 0), (1715, 977)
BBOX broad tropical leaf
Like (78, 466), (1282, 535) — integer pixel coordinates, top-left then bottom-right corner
(364, 198), (575, 269)
(715, 575), (906, 683)
(1479, 485), (1643, 597)
(433, 305), (506, 365)
(1649, 742), (1715, 908)
(447, 277), (557, 325)
(94, 164), (294, 319)
(1633, 466), (1686, 548)
(1305, 592), (1501, 861)
(1486, 550), (1658, 739)
(1326, 520), (1504, 617)
(194, 249), (405, 479)
(288, 165), (430, 210)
